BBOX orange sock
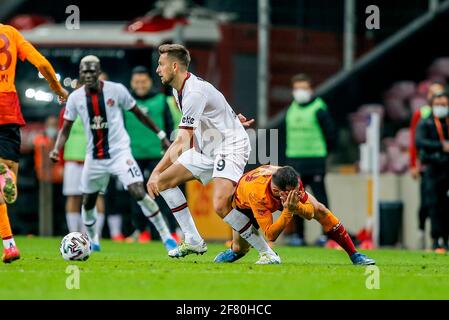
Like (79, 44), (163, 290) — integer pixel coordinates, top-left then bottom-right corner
(0, 203), (13, 240)
(318, 210), (340, 232)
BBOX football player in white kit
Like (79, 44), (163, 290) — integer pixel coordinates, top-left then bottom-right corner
(146, 44), (280, 264)
(50, 55), (177, 252)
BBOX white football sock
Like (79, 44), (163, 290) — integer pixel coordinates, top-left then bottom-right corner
(66, 212), (80, 233)
(223, 208), (274, 255)
(82, 206), (98, 243)
(2, 237), (15, 249)
(138, 195), (172, 242)
(159, 187), (202, 245)
(107, 214), (122, 237)
(96, 212), (105, 239)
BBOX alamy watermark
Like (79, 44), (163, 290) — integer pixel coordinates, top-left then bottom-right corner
(365, 5), (380, 30)
(66, 5), (80, 30)
(365, 265), (380, 290)
(167, 128), (279, 166)
(65, 265), (80, 290)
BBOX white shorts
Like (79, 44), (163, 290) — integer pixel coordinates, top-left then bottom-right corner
(81, 151), (143, 194)
(63, 161), (84, 196)
(177, 148), (249, 185)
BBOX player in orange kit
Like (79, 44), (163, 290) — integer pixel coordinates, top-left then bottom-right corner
(0, 24), (68, 263)
(214, 165), (376, 265)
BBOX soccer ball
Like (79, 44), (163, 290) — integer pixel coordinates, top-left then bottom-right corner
(60, 232), (91, 261)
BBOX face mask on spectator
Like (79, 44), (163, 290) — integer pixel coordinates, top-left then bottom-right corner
(45, 127), (57, 139)
(433, 105), (449, 118)
(293, 89), (312, 104)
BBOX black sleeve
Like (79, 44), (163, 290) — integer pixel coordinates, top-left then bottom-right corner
(163, 99), (174, 140)
(316, 108), (337, 153)
(415, 119), (443, 152)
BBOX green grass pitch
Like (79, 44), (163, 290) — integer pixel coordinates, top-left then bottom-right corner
(1, 236), (449, 300)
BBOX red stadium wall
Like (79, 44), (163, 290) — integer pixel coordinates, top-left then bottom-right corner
(216, 23), (374, 118)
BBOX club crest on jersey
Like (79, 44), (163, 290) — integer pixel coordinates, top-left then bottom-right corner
(126, 159), (134, 165)
(181, 116), (195, 125)
(106, 98), (115, 107)
(90, 115), (108, 130)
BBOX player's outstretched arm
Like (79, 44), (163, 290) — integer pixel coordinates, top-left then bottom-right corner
(10, 26), (67, 100)
(129, 105), (171, 149)
(49, 120), (74, 162)
(21, 43), (68, 101)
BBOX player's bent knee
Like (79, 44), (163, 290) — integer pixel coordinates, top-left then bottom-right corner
(157, 179), (177, 192)
(127, 183), (146, 201)
(82, 193), (98, 210)
(213, 198), (232, 217)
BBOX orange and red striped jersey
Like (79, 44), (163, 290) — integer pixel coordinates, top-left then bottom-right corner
(0, 24), (63, 125)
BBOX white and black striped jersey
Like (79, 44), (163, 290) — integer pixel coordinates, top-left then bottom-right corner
(64, 80), (136, 159)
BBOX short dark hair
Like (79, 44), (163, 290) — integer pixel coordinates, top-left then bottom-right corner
(132, 65), (150, 76)
(291, 73), (312, 86)
(430, 91), (449, 106)
(272, 166), (299, 191)
(158, 44), (191, 69)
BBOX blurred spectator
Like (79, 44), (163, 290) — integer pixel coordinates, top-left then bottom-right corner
(33, 115), (64, 234)
(123, 66), (177, 242)
(284, 73), (337, 246)
(34, 116), (63, 183)
(416, 92), (449, 252)
(409, 82), (444, 249)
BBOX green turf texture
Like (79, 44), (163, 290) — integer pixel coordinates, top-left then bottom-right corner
(1, 236), (449, 299)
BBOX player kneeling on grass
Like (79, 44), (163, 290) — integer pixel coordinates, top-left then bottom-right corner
(214, 165), (375, 265)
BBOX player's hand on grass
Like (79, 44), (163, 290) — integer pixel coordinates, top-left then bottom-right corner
(281, 190), (300, 214)
(147, 172), (160, 198)
(238, 113), (255, 127)
(49, 149), (60, 162)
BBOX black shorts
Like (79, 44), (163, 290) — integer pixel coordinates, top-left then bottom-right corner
(0, 124), (21, 162)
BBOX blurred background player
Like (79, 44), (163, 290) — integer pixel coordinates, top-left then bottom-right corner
(416, 92), (449, 252)
(104, 176), (128, 241)
(409, 82), (444, 249)
(284, 74), (337, 247)
(50, 55), (175, 252)
(33, 115), (64, 234)
(0, 23), (68, 263)
(124, 65), (178, 243)
(214, 165), (375, 265)
(58, 75), (107, 238)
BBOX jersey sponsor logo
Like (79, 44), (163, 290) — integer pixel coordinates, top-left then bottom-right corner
(0, 74), (8, 83)
(90, 115), (108, 130)
(245, 174), (258, 182)
(106, 98), (115, 107)
(86, 91), (110, 159)
(181, 116), (195, 125)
